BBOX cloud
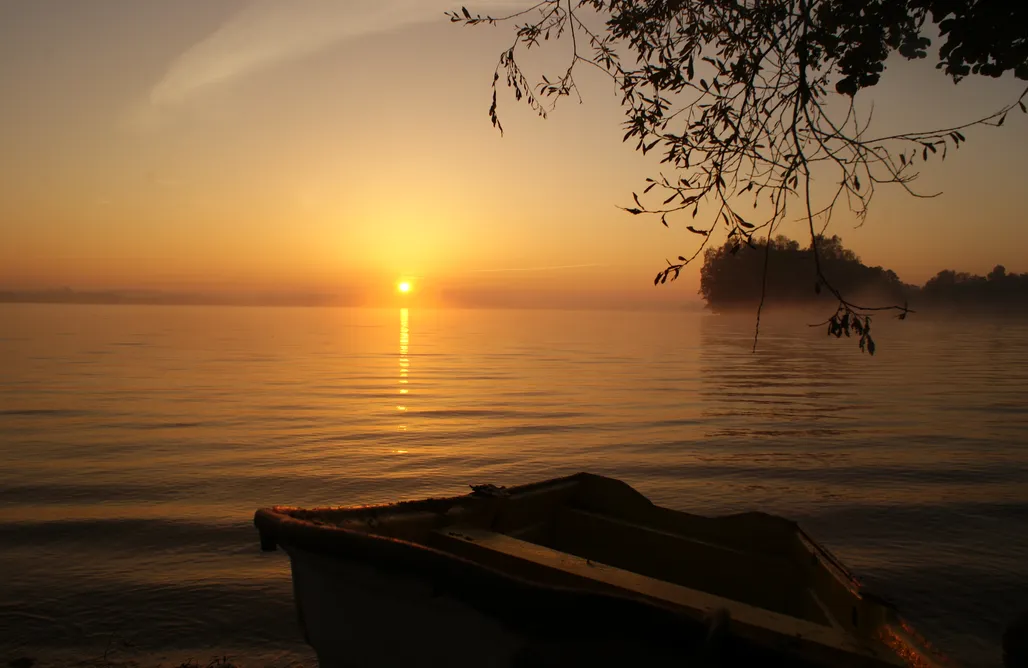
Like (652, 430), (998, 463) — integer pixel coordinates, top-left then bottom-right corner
(466, 263), (605, 273)
(148, 0), (519, 109)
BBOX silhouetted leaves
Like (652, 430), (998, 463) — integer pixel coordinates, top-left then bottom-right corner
(451, 0), (1027, 352)
(823, 309), (875, 354)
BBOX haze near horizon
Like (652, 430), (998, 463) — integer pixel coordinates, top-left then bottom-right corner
(2, 0), (1027, 309)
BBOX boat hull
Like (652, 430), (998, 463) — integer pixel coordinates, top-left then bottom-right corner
(286, 546), (525, 668)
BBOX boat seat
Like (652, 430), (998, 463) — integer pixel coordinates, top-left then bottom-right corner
(429, 527), (904, 668)
(550, 506), (810, 616)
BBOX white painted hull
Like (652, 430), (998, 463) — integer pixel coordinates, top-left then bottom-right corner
(285, 546), (527, 668)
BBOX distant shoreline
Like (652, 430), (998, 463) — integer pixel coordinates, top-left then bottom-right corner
(705, 301), (1028, 316)
(0, 290), (348, 308)
(4, 295), (1026, 318)
(0, 291), (706, 312)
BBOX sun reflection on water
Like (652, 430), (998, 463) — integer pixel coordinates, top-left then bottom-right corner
(397, 308), (409, 436)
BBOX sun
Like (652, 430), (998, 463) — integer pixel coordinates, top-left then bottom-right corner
(397, 281), (411, 294)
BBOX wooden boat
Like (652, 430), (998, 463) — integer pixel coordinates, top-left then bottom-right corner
(254, 472), (949, 668)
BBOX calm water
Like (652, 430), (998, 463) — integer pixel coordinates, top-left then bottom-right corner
(1, 304), (1026, 666)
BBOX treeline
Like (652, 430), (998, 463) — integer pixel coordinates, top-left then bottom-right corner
(699, 235), (1026, 312)
(921, 266), (1028, 311)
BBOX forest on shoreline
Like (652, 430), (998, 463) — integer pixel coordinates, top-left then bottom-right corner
(700, 235), (1028, 314)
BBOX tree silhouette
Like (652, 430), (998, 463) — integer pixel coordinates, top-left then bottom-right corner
(921, 265), (1028, 311)
(697, 235), (1028, 325)
(449, 0), (1027, 351)
(699, 234), (910, 351)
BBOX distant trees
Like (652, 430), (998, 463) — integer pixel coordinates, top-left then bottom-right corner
(699, 234), (907, 311)
(921, 265), (1028, 311)
(700, 239), (1027, 318)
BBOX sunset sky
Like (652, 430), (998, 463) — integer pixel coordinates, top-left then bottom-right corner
(2, 0), (1027, 308)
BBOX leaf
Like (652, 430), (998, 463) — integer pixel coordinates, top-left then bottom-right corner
(998, 113), (1006, 126)
(1020, 101), (1027, 114)
(686, 225), (708, 236)
(678, 256), (686, 261)
(462, 6), (471, 18)
(867, 338), (876, 356)
(625, 208), (642, 215)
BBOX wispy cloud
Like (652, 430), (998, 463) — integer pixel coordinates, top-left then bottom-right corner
(466, 263), (605, 273)
(148, 0), (518, 109)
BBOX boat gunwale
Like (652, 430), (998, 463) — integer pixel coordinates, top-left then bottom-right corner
(261, 471), (588, 521)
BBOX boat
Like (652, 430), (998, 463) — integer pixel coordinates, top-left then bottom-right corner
(254, 472), (949, 667)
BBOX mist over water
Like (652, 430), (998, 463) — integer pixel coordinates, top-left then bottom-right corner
(1, 304), (1027, 666)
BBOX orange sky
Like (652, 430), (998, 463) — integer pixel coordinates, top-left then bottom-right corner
(1, 1), (1027, 308)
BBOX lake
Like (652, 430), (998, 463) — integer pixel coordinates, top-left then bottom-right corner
(1, 304), (1026, 666)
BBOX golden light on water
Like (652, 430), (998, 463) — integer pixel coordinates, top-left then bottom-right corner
(397, 307), (410, 440)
